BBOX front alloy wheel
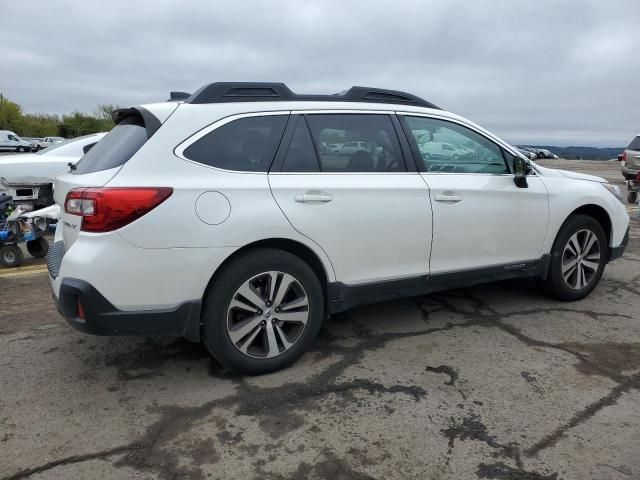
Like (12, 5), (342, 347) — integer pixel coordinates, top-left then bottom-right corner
(561, 229), (601, 290)
(540, 214), (607, 301)
(227, 271), (309, 359)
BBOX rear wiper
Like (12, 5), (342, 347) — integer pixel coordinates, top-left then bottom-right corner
(68, 162), (77, 170)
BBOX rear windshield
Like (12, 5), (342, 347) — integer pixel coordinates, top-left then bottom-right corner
(627, 136), (640, 151)
(72, 116), (147, 174)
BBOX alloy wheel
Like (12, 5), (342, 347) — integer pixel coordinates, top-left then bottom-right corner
(226, 271), (309, 359)
(561, 229), (601, 290)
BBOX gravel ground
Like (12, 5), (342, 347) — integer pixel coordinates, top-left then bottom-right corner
(0, 159), (638, 480)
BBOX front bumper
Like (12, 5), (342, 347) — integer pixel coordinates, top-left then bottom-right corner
(54, 278), (201, 341)
(609, 227), (629, 262)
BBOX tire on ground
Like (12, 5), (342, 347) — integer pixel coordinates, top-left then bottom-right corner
(0, 244), (24, 268)
(540, 214), (608, 301)
(26, 237), (49, 259)
(201, 248), (324, 375)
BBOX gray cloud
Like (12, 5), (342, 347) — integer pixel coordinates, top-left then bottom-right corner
(1, 0), (638, 146)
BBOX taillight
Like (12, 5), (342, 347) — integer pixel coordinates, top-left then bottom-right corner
(64, 187), (173, 232)
(622, 151), (627, 162)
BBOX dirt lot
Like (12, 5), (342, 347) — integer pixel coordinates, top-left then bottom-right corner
(1, 160), (638, 480)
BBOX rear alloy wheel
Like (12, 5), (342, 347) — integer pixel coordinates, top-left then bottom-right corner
(226, 271), (309, 359)
(202, 249), (323, 374)
(0, 244), (24, 268)
(628, 191), (638, 204)
(541, 214), (607, 301)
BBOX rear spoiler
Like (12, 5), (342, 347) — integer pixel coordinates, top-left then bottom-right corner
(111, 107), (161, 139)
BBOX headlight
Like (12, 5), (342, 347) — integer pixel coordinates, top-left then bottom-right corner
(601, 183), (623, 203)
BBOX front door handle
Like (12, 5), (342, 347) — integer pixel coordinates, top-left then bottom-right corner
(295, 192), (333, 203)
(434, 193), (462, 203)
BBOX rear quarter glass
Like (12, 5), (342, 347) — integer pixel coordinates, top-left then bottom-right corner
(72, 116), (147, 175)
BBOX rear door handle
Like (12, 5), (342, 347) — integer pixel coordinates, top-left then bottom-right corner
(434, 193), (462, 203)
(294, 192), (333, 203)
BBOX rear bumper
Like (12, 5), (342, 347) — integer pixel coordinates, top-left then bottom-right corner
(609, 228), (629, 262)
(54, 278), (201, 341)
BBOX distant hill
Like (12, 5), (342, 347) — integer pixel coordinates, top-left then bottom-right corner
(530, 146), (623, 161)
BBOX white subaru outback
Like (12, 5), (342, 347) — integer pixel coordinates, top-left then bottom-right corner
(48, 83), (629, 374)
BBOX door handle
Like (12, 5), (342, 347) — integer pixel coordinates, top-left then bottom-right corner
(434, 193), (462, 203)
(294, 192), (333, 203)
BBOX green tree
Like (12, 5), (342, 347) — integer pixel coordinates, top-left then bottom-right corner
(0, 94), (23, 132)
(0, 92), (116, 138)
(94, 104), (119, 122)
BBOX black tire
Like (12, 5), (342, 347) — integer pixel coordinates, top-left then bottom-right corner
(540, 214), (607, 301)
(0, 244), (24, 268)
(627, 191), (638, 204)
(27, 237), (49, 258)
(202, 248), (324, 375)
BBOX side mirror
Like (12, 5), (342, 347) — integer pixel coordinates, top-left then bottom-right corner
(513, 156), (528, 188)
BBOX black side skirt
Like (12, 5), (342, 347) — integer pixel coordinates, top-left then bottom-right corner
(328, 255), (550, 314)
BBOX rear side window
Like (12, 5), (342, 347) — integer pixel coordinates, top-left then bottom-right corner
(184, 115), (288, 172)
(627, 136), (640, 151)
(73, 117), (147, 174)
(305, 114), (405, 172)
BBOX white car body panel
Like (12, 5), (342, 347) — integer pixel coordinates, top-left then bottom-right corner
(270, 172), (432, 284)
(423, 173), (549, 273)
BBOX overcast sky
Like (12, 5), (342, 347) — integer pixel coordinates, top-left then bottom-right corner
(1, 0), (638, 147)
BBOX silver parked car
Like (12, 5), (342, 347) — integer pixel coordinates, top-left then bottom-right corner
(621, 134), (640, 180)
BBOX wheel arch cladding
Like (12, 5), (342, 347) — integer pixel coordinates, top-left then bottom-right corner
(569, 204), (612, 247)
(201, 238), (330, 318)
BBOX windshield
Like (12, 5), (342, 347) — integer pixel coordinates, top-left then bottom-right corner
(37, 134), (103, 157)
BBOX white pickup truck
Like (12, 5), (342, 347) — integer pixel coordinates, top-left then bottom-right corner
(32, 136), (66, 151)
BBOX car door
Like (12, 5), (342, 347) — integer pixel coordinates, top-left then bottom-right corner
(269, 113), (432, 285)
(400, 114), (549, 275)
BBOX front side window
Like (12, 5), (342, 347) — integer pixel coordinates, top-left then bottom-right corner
(305, 114), (405, 172)
(184, 115), (288, 172)
(404, 116), (508, 174)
